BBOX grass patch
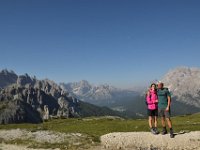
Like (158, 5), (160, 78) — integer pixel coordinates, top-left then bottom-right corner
(0, 113), (200, 148)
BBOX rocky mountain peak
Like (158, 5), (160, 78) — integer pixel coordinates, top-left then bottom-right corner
(0, 69), (18, 88)
(162, 66), (200, 108)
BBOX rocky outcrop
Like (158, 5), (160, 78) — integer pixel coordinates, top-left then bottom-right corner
(0, 85), (53, 124)
(43, 105), (49, 120)
(57, 96), (70, 118)
(0, 84), (82, 124)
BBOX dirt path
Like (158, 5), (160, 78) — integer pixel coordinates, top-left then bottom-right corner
(100, 131), (200, 150)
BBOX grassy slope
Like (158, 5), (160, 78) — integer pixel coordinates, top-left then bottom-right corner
(0, 113), (200, 142)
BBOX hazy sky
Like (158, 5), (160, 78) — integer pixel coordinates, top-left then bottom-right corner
(0, 0), (200, 88)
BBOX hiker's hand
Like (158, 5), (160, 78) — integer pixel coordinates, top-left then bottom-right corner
(165, 107), (169, 111)
(155, 100), (158, 103)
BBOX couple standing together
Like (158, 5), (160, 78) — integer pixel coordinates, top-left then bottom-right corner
(146, 82), (174, 138)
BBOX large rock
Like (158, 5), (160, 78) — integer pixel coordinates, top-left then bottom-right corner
(101, 132), (200, 150)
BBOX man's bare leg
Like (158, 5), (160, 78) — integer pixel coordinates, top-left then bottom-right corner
(161, 117), (167, 135)
(161, 117), (166, 127)
(166, 118), (174, 138)
(166, 118), (172, 128)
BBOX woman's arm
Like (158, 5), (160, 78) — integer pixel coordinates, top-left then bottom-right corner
(146, 91), (153, 104)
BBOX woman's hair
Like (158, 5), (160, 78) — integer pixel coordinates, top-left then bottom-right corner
(146, 83), (157, 97)
(150, 83), (157, 92)
(150, 83), (157, 88)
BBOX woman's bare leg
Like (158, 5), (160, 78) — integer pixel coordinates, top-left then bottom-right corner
(148, 116), (153, 128)
(154, 116), (157, 128)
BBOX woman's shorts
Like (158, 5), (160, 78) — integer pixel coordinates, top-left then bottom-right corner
(147, 109), (158, 117)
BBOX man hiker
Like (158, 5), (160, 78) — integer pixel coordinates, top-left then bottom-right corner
(157, 82), (174, 138)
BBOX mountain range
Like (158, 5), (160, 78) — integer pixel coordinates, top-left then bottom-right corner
(0, 69), (121, 124)
(0, 67), (199, 123)
(59, 67), (200, 117)
(60, 80), (138, 106)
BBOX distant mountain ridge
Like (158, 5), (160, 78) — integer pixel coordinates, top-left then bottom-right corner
(60, 80), (138, 105)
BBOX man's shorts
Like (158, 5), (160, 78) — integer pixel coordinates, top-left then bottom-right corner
(147, 109), (158, 117)
(158, 108), (171, 118)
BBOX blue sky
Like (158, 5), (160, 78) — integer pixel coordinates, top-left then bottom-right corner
(0, 0), (200, 88)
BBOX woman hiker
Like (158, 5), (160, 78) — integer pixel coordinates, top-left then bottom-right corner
(146, 83), (159, 135)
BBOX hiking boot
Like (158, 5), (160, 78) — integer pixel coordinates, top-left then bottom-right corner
(153, 127), (159, 134)
(161, 127), (167, 135)
(170, 128), (174, 138)
(150, 128), (156, 135)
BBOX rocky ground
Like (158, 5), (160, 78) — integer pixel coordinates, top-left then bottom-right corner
(0, 144), (58, 150)
(0, 129), (200, 150)
(0, 129), (93, 150)
(101, 131), (200, 150)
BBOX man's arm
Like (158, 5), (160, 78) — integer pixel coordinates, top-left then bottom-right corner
(166, 96), (171, 111)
